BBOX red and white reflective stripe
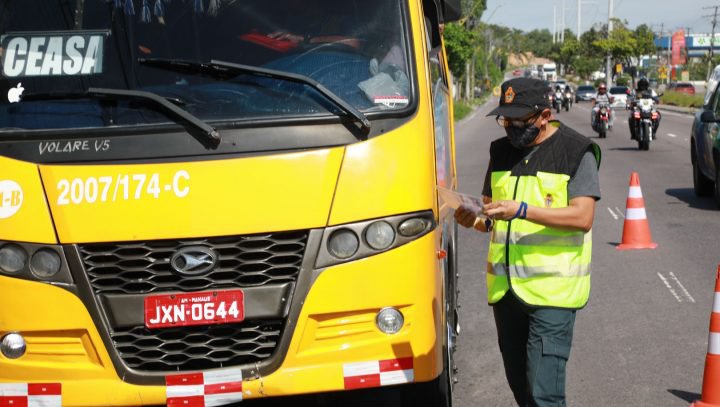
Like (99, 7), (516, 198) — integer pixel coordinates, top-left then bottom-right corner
(625, 208), (647, 220)
(628, 186), (643, 198)
(710, 332), (720, 356)
(0, 383), (62, 407)
(343, 357), (414, 390)
(714, 293), (720, 313)
(166, 369), (243, 407)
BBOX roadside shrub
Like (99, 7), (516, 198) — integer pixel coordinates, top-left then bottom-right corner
(660, 91), (704, 108)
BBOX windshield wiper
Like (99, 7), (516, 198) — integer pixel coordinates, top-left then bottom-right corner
(138, 58), (372, 132)
(21, 88), (221, 146)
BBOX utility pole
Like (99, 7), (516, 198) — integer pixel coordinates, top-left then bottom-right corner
(704, 5), (720, 81)
(553, 6), (557, 44)
(577, 0), (581, 40)
(605, 0), (613, 89)
(561, 0), (566, 43)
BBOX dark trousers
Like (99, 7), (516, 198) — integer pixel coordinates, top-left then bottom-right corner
(493, 293), (577, 407)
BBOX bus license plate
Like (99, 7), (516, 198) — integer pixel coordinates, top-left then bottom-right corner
(144, 290), (245, 329)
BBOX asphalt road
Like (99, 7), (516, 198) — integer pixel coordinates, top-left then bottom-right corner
(452, 98), (720, 406)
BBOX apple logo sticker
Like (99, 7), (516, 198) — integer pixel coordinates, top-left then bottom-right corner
(7, 83), (24, 103)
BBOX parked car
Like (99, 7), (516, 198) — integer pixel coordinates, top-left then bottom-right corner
(668, 82), (696, 95)
(609, 86), (632, 108)
(575, 85), (596, 102)
(691, 84), (720, 207)
(705, 65), (720, 105)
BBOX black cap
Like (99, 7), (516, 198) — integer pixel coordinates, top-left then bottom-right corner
(487, 78), (551, 118)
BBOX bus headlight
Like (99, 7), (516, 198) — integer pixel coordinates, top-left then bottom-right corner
(0, 244), (27, 274)
(364, 221), (395, 250)
(328, 229), (359, 259)
(398, 217), (430, 237)
(30, 249), (62, 279)
(376, 308), (404, 334)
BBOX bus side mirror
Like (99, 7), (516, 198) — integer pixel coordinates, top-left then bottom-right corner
(441, 0), (462, 22)
(701, 110), (718, 123)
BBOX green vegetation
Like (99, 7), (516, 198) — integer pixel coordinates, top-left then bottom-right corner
(453, 101), (474, 121)
(660, 91), (704, 108)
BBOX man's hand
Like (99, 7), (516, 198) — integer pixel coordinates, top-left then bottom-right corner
(483, 200), (521, 221)
(454, 205), (479, 228)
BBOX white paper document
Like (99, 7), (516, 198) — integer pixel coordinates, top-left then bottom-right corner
(437, 186), (485, 214)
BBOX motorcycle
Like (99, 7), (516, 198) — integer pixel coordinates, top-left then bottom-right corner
(592, 103), (610, 139)
(630, 97), (659, 151)
(563, 90), (572, 111)
(553, 91), (563, 113)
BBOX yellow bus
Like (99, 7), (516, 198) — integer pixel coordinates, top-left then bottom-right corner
(0, 0), (461, 405)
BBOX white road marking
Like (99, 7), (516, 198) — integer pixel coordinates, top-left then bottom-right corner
(657, 272), (683, 302)
(669, 272), (696, 303)
(623, 120), (628, 124)
(667, 133), (677, 138)
(615, 207), (626, 218)
(607, 207), (619, 220)
(684, 138), (689, 141)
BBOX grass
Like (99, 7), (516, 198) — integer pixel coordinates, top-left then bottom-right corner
(660, 91), (704, 108)
(454, 101), (474, 121)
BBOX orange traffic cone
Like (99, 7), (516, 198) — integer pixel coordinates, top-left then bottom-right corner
(691, 265), (720, 406)
(616, 172), (658, 250)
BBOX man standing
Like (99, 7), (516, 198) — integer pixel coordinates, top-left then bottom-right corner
(455, 77), (601, 406)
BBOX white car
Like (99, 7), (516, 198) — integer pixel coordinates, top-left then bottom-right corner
(609, 86), (631, 108)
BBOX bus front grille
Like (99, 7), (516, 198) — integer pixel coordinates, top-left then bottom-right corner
(111, 321), (283, 371)
(79, 231), (308, 295)
(77, 231), (308, 373)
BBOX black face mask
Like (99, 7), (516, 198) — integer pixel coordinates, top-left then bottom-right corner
(505, 124), (540, 149)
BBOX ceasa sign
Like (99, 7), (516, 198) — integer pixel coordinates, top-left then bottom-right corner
(1, 31), (109, 78)
(0, 180), (23, 219)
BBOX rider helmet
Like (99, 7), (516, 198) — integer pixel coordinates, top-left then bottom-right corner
(598, 83), (607, 93)
(637, 77), (649, 91)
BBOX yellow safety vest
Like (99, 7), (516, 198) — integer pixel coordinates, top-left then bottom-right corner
(486, 125), (599, 309)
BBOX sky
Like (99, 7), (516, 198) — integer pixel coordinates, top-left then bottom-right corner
(486, 0), (717, 37)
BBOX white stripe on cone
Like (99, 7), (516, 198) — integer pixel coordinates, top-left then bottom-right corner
(628, 186), (643, 198)
(709, 332), (720, 356)
(625, 208), (647, 220)
(714, 292), (720, 313)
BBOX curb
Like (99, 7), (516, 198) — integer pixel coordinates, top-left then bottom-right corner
(455, 96), (496, 125)
(656, 104), (697, 116)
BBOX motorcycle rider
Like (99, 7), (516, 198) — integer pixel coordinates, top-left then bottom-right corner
(591, 83), (614, 130)
(554, 85), (564, 111)
(628, 77), (660, 140)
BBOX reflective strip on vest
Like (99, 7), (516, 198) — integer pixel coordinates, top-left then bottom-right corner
(487, 169), (593, 308)
(491, 230), (586, 247)
(489, 262), (591, 278)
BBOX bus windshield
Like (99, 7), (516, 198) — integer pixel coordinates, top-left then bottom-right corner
(0, 0), (412, 132)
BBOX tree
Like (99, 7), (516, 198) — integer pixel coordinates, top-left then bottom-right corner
(444, 22), (475, 79)
(631, 24), (656, 83)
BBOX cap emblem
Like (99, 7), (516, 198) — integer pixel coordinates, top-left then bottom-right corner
(504, 86), (516, 104)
